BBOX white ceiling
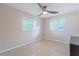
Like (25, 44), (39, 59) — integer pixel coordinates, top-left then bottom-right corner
(3, 3), (79, 18)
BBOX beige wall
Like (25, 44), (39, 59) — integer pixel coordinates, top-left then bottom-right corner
(0, 4), (42, 52)
(43, 11), (79, 44)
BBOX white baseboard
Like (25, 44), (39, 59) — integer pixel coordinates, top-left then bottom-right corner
(0, 37), (41, 54)
(44, 38), (70, 44)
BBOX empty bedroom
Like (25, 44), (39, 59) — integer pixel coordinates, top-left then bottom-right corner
(0, 3), (79, 56)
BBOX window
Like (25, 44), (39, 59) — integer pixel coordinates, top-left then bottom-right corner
(22, 17), (36, 31)
(50, 19), (65, 31)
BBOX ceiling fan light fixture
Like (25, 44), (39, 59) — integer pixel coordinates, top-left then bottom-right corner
(43, 11), (48, 15)
(37, 3), (58, 16)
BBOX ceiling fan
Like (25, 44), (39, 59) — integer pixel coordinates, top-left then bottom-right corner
(37, 3), (58, 16)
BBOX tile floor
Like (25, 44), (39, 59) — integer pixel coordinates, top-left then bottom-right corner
(0, 39), (70, 56)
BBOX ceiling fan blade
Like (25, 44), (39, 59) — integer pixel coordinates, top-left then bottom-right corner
(38, 12), (43, 16)
(46, 10), (58, 14)
(37, 3), (45, 11)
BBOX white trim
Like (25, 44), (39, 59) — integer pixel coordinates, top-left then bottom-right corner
(44, 38), (70, 44)
(0, 38), (41, 54)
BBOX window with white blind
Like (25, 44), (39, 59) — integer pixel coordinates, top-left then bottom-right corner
(22, 17), (36, 31)
(50, 19), (65, 31)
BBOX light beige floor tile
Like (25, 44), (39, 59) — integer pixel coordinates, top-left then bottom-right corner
(0, 40), (70, 56)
